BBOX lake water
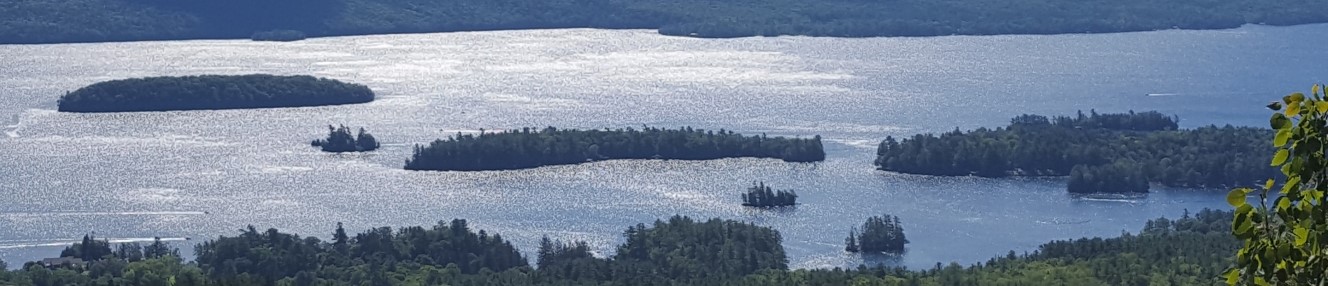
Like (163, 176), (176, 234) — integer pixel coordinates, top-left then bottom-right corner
(2, 24), (1325, 270)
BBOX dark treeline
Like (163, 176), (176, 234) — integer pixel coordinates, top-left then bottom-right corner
(312, 125), (380, 152)
(192, 220), (527, 285)
(1010, 110), (1178, 131)
(742, 182), (798, 208)
(57, 75), (375, 112)
(0, 210), (1238, 285)
(405, 127), (825, 171)
(4, 0), (1328, 44)
(876, 111), (1274, 193)
(58, 236), (179, 263)
(845, 215), (907, 254)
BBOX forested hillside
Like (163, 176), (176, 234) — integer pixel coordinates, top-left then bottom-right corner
(3, 0), (1328, 44)
(0, 210), (1236, 285)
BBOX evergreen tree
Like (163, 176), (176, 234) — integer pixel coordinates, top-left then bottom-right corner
(61, 234), (113, 261)
(844, 228), (860, 252)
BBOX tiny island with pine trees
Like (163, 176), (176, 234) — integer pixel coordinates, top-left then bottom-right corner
(845, 214), (908, 254)
(404, 127), (825, 171)
(741, 182), (797, 208)
(311, 125), (380, 152)
(57, 74), (374, 112)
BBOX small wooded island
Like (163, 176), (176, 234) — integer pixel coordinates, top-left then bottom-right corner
(845, 214), (908, 254)
(741, 182), (798, 208)
(874, 111), (1274, 194)
(404, 127), (825, 171)
(312, 125), (380, 152)
(57, 74), (374, 112)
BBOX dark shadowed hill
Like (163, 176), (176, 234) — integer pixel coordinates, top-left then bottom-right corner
(4, 0), (1328, 44)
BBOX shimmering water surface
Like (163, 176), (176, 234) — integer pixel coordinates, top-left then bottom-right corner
(3, 25), (1327, 269)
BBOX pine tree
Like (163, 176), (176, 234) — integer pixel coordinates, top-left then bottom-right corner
(845, 228), (860, 252)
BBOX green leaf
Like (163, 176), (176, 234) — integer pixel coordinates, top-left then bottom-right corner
(1272, 149), (1289, 166)
(1264, 179), (1275, 190)
(1236, 216), (1254, 235)
(1271, 114), (1290, 130)
(1290, 92), (1306, 102)
(1275, 129), (1292, 146)
(1295, 228), (1309, 246)
(1225, 269), (1240, 285)
(1317, 101), (1328, 113)
(1287, 102), (1301, 115)
(1277, 197), (1291, 210)
(1228, 188), (1249, 207)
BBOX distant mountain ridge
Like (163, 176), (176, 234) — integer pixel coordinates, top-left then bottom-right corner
(4, 0), (1327, 44)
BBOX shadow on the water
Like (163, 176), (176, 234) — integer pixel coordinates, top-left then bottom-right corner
(1068, 192), (1148, 205)
(857, 251), (906, 268)
(741, 205), (799, 224)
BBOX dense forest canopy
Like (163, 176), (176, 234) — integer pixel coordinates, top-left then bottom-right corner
(57, 74), (374, 112)
(1067, 162), (1151, 194)
(3, 0), (1328, 44)
(876, 110), (1274, 193)
(405, 127), (825, 171)
(845, 215), (908, 254)
(0, 210), (1238, 285)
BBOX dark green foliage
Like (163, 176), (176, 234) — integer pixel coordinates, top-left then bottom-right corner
(742, 181), (798, 208)
(1, 211), (1241, 285)
(847, 215), (907, 254)
(4, 0), (1328, 44)
(194, 220), (527, 285)
(876, 111), (1274, 191)
(57, 74), (375, 112)
(312, 125), (380, 152)
(1010, 110), (1179, 131)
(58, 234), (113, 261)
(1067, 162), (1150, 194)
(405, 127), (825, 171)
(251, 30), (307, 42)
(536, 236), (594, 269)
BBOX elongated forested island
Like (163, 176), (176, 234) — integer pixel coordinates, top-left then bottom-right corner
(875, 111), (1274, 193)
(3, 0), (1327, 44)
(405, 127), (825, 171)
(0, 209), (1237, 285)
(57, 75), (374, 112)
